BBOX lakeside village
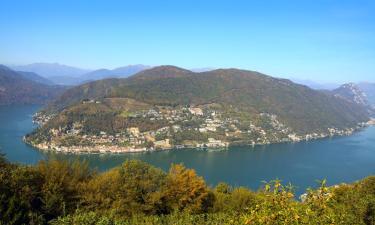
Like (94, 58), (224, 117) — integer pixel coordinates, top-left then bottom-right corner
(29, 104), (375, 154)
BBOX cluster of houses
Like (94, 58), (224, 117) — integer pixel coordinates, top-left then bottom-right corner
(367, 118), (375, 125)
(30, 105), (372, 154)
(32, 112), (55, 126)
(289, 123), (368, 143)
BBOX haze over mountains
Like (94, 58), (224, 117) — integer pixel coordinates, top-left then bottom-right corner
(0, 65), (66, 105)
(358, 83), (375, 106)
(16, 71), (55, 86)
(11, 63), (90, 78)
(9, 62), (372, 89)
(9, 63), (217, 86)
(10, 63), (152, 85)
(80, 65), (152, 83)
(3, 62), (375, 115)
(290, 79), (340, 90)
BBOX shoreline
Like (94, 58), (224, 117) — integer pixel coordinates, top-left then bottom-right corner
(24, 124), (372, 155)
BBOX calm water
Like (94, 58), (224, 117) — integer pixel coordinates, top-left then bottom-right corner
(1, 105), (375, 195)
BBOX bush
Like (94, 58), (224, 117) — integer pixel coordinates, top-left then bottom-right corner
(1, 154), (375, 225)
(164, 164), (214, 213)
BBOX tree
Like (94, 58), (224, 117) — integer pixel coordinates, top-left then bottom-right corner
(164, 164), (214, 213)
(36, 159), (92, 220)
(0, 165), (45, 225)
(114, 160), (168, 215)
(82, 160), (168, 216)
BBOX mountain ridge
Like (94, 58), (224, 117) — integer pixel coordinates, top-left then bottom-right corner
(16, 71), (55, 85)
(10, 63), (152, 85)
(0, 65), (66, 105)
(332, 83), (375, 116)
(80, 64), (152, 82)
(358, 82), (375, 106)
(10, 63), (91, 78)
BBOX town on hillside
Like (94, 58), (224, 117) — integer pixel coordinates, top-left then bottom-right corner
(26, 100), (371, 154)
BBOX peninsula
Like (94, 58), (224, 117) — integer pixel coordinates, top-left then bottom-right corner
(25, 66), (372, 153)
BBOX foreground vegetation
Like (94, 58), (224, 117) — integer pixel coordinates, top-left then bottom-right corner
(1, 154), (375, 225)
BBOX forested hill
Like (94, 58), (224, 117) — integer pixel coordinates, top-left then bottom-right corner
(0, 65), (65, 105)
(43, 66), (369, 134)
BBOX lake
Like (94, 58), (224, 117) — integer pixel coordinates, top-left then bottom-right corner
(1, 105), (375, 195)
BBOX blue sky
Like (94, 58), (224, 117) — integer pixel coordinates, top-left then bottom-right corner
(0, 0), (374, 82)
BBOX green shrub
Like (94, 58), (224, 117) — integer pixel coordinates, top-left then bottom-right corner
(1, 154), (375, 225)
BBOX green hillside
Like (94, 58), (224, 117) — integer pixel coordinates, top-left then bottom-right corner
(45, 66), (368, 132)
(28, 66), (370, 152)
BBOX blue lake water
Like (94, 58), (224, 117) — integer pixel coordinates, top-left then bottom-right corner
(1, 105), (374, 195)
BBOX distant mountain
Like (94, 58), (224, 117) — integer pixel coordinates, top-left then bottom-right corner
(291, 79), (339, 90)
(9, 63), (151, 86)
(332, 83), (369, 106)
(81, 64), (151, 81)
(358, 82), (375, 106)
(81, 69), (112, 81)
(10, 63), (91, 78)
(332, 83), (375, 116)
(47, 76), (82, 86)
(0, 65), (65, 105)
(17, 71), (55, 85)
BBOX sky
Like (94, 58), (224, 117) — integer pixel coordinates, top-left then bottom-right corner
(0, 0), (374, 83)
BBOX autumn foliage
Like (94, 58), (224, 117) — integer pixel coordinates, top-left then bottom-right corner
(1, 154), (375, 225)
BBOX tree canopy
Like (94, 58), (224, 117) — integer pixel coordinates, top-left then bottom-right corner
(0, 154), (375, 225)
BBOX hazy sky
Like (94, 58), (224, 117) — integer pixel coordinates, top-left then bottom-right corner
(0, 0), (374, 82)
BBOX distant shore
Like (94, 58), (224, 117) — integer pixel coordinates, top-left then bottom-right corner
(24, 122), (373, 154)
